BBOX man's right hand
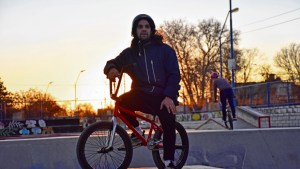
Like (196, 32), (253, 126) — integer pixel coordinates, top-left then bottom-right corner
(107, 68), (120, 81)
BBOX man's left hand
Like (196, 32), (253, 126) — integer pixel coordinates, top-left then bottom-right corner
(160, 97), (176, 114)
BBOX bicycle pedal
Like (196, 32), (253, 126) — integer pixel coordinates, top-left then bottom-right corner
(147, 139), (162, 150)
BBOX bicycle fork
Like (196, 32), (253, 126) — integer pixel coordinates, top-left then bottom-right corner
(107, 116), (118, 147)
(98, 117), (117, 153)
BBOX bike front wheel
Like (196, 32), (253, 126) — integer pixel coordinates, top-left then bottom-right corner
(76, 121), (133, 169)
(152, 121), (189, 169)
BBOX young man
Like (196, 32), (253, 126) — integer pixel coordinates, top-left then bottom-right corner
(104, 14), (181, 169)
(211, 72), (237, 122)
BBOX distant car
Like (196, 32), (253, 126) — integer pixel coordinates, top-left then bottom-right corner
(140, 120), (150, 129)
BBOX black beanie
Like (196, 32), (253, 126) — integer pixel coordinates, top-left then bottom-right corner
(131, 14), (156, 37)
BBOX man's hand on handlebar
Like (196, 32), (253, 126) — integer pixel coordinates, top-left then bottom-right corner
(107, 68), (120, 81)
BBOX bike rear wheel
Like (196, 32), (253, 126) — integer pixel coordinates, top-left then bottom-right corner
(76, 121), (133, 169)
(226, 108), (234, 130)
(152, 121), (189, 169)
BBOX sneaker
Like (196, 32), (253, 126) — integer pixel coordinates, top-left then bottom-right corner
(165, 161), (176, 169)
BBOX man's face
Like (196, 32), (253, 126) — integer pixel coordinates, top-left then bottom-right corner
(136, 19), (151, 41)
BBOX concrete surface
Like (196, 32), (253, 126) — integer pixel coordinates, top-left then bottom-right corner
(179, 117), (256, 130)
(129, 166), (221, 169)
(1, 127), (300, 169)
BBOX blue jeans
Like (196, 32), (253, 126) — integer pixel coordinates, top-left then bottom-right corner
(220, 88), (236, 121)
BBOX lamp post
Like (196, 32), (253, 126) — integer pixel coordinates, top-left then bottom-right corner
(41, 81), (53, 119)
(74, 69), (85, 117)
(229, 0), (236, 88)
(219, 6), (239, 78)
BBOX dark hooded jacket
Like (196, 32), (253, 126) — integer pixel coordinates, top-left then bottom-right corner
(103, 40), (181, 105)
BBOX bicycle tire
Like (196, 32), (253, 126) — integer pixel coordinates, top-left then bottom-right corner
(227, 109), (234, 130)
(152, 121), (189, 169)
(76, 121), (133, 169)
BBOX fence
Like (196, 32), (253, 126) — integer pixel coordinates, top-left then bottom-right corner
(234, 80), (300, 108)
(1, 80), (300, 121)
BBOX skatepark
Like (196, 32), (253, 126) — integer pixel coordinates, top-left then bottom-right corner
(1, 113), (300, 169)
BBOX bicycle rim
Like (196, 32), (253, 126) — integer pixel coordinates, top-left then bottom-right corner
(76, 121), (133, 169)
(152, 121), (189, 169)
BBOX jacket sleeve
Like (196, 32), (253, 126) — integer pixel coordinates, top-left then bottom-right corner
(103, 48), (131, 76)
(163, 45), (181, 104)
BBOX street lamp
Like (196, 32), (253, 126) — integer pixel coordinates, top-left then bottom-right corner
(219, 6), (239, 78)
(41, 81), (53, 119)
(229, 0), (237, 88)
(74, 69), (85, 116)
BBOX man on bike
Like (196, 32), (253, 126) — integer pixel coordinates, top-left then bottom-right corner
(104, 14), (180, 169)
(211, 72), (237, 122)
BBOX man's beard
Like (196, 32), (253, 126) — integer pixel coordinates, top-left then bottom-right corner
(138, 33), (150, 42)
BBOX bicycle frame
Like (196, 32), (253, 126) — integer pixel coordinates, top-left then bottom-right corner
(108, 70), (163, 148)
(112, 102), (163, 146)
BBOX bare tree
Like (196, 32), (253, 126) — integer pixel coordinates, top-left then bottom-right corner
(160, 19), (239, 106)
(160, 18), (241, 109)
(194, 18), (241, 101)
(236, 48), (260, 83)
(257, 64), (272, 82)
(10, 88), (66, 119)
(76, 103), (96, 117)
(159, 19), (197, 107)
(194, 19), (221, 101)
(0, 78), (11, 102)
(274, 43), (300, 81)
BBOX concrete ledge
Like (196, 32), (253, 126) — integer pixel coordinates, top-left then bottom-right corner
(237, 106), (270, 128)
(1, 128), (300, 169)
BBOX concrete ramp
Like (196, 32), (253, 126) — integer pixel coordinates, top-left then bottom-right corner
(1, 128), (300, 169)
(195, 118), (227, 130)
(187, 128), (300, 169)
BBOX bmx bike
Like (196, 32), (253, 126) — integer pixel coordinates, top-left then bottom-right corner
(219, 102), (234, 130)
(224, 105), (234, 130)
(76, 69), (189, 169)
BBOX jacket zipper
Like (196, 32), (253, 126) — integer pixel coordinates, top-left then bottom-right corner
(151, 60), (157, 82)
(144, 48), (155, 92)
(143, 48), (151, 84)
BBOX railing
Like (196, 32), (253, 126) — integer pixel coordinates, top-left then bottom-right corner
(234, 80), (300, 108)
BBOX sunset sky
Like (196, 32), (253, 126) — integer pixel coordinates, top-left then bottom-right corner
(0, 0), (300, 109)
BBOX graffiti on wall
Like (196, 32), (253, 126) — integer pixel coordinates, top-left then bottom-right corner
(0, 120), (53, 136)
(176, 111), (222, 122)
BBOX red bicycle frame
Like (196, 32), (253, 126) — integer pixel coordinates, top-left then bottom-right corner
(109, 70), (163, 147)
(113, 102), (163, 146)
